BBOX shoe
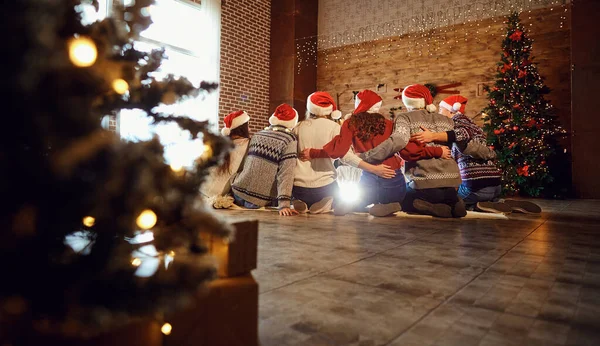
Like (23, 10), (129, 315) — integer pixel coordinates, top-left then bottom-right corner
(369, 202), (401, 217)
(452, 198), (467, 218)
(309, 197), (334, 214)
(292, 200), (308, 214)
(502, 199), (542, 214)
(333, 203), (353, 216)
(413, 199), (452, 218)
(476, 201), (512, 214)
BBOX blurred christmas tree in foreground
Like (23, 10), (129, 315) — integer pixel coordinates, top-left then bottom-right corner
(483, 12), (567, 197)
(0, 0), (232, 340)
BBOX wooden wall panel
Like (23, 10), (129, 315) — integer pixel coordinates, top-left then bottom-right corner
(316, 7), (571, 133)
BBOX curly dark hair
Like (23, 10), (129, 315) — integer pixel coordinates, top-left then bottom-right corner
(348, 112), (387, 142)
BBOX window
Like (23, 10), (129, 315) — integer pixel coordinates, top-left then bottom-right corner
(93, 0), (222, 168)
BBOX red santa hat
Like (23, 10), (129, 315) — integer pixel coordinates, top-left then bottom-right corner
(221, 110), (250, 136)
(307, 92), (342, 120)
(269, 103), (298, 129)
(402, 84), (437, 112)
(353, 90), (383, 114)
(439, 95), (468, 114)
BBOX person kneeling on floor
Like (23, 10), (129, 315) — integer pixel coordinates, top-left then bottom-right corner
(231, 104), (299, 216)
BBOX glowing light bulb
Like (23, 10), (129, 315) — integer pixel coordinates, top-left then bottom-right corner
(136, 209), (157, 230)
(168, 250), (176, 257)
(68, 36), (97, 67)
(131, 258), (142, 267)
(112, 79), (129, 94)
(82, 216), (95, 227)
(161, 323), (172, 335)
(170, 163), (184, 173)
(201, 144), (213, 160)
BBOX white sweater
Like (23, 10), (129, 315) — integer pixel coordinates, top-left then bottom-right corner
(292, 117), (340, 188)
(201, 138), (249, 198)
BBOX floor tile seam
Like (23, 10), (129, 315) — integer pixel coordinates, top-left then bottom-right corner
(382, 216), (551, 345)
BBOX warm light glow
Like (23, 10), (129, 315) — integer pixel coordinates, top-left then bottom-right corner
(161, 323), (172, 335)
(112, 79), (129, 94)
(170, 163), (184, 173)
(168, 250), (176, 257)
(201, 144), (213, 160)
(68, 36), (97, 67)
(131, 258), (142, 267)
(82, 216), (95, 227)
(136, 209), (157, 230)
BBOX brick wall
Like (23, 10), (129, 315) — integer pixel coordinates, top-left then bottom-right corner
(219, 0), (271, 134)
(317, 6), (571, 133)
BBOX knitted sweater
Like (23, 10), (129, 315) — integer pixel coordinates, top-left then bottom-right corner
(451, 113), (502, 189)
(231, 126), (297, 209)
(292, 117), (340, 188)
(309, 115), (403, 170)
(361, 110), (461, 189)
(201, 138), (249, 198)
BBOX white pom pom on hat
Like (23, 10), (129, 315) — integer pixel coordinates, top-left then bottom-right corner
(331, 110), (342, 120)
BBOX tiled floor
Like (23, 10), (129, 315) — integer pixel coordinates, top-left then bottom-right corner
(215, 199), (600, 346)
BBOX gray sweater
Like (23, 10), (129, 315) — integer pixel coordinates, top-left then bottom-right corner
(361, 110), (462, 189)
(232, 126), (297, 209)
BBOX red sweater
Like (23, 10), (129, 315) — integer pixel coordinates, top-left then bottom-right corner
(399, 140), (443, 162)
(309, 119), (403, 170)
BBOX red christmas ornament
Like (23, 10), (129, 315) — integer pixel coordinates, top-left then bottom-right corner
(527, 119), (536, 128)
(501, 64), (511, 73)
(518, 70), (527, 79)
(513, 104), (521, 110)
(494, 129), (502, 135)
(509, 142), (516, 149)
(541, 160), (546, 165)
(491, 99), (496, 105)
(509, 30), (523, 41)
(513, 126), (519, 131)
(490, 145), (495, 150)
(517, 165), (530, 176)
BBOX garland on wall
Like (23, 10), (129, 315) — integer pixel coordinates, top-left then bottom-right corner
(297, 0), (569, 73)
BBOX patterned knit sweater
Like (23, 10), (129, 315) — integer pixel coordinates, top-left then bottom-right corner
(231, 126), (297, 209)
(361, 110), (462, 189)
(451, 113), (502, 189)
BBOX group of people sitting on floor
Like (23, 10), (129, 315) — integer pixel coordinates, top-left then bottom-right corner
(201, 84), (541, 217)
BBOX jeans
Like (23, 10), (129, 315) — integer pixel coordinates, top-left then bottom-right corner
(403, 186), (459, 212)
(292, 182), (338, 207)
(358, 170), (407, 207)
(458, 184), (501, 207)
(233, 194), (265, 209)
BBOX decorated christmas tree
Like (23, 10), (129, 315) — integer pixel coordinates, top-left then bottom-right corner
(483, 12), (567, 197)
(1, 0), (232, 341)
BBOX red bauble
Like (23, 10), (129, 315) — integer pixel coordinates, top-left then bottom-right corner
(513, 126), (519, 131)
(517, 165), (530, 176)
(513, 104), (521, 110)
(541, 160), (546, 165)
(501, 64), (511, 73)
(518, 70), (527, 79)
(490, 145), (495, 150)
(509, 30), (524, 41)
(494, 129), (502, 135)
(527, 119), (536, 128)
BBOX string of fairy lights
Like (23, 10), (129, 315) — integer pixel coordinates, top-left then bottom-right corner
(296, 0), (569, 73)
